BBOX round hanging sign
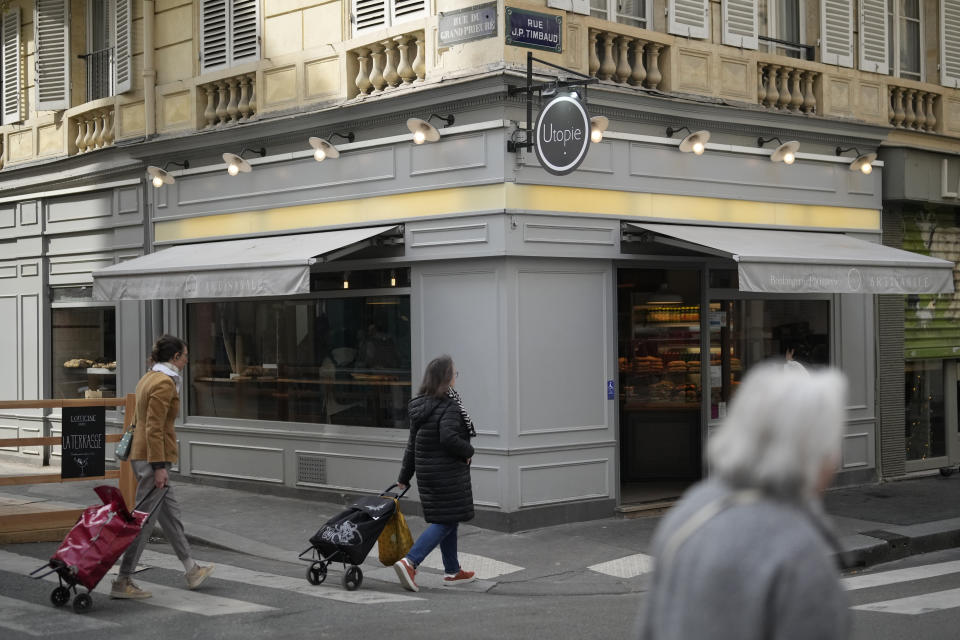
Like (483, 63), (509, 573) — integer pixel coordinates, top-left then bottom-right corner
(534, 93), (591, 176)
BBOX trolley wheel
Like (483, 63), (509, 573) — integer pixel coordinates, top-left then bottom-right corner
(306, 562), (327, 586)
(72, 592), (93, 614)
(940, 466), (955, 477)
(50, 586), (70, 607)
(342, 566), (363, 591)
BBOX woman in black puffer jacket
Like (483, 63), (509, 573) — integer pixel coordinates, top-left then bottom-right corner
(394, 354), (476, 591)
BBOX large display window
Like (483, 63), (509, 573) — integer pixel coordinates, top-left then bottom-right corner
(187, 293), (411, 428)
(52, 307), (117, 399)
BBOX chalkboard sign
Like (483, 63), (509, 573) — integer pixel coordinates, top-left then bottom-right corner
(62, 406), (106, 478)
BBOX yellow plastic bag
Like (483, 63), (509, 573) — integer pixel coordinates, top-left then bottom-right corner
(378, 501), (413, 566)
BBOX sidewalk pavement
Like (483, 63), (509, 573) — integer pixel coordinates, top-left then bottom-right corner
(4, 457), (960, 596)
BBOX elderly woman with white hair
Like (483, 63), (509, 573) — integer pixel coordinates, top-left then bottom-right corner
(638, 362), (850, 640)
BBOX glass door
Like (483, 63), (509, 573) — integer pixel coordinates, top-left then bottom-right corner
(905, 359), (949, 471)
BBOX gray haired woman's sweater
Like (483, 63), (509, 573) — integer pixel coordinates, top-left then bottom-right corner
(638, 479), (850, 640)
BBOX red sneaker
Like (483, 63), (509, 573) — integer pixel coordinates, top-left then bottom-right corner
(443, 569), (476, 586)
(394, 557), (419, 592)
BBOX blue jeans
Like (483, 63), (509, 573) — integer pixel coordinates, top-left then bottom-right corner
(405, 522), (460, 574)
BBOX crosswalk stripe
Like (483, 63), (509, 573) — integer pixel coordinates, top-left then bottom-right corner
(842, 560), (960, 591)
(0, 594), (121, 636)
(140, 550), (423, 604)
(0, 550), (274, 616)
(417, 550), (523, 580)
(588, 554), (655, 579)
(851, 587), (960, 615)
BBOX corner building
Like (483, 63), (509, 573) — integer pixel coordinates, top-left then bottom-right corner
(1, 0), (958, 529)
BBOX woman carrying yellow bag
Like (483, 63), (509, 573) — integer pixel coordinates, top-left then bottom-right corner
(378, 493), (414, 566)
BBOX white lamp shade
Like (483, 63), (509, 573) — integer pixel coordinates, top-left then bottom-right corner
(590, 116), (609, 143)
(679, 130), (710, 154)
(407, 118), (440, 144)
(308, 136), (340, 160)
(222, 152), (253, 175)
(850, 153), (877, 173)
(770, 140), (800, 164)
(146, 166), (175, 186)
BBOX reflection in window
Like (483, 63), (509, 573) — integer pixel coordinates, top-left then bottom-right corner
(52, 308), (117, 399)
(187, 296), (411, 428)
(905, 360), (945, 460)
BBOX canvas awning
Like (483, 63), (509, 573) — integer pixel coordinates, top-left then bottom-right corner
(626, 223), (955, 294)
(93, 226), (399, 300)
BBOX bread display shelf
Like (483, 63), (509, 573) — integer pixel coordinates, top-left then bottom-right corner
(86, 368), (116, 375)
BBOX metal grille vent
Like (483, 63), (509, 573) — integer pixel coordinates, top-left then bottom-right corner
(297, 453), (328, 485)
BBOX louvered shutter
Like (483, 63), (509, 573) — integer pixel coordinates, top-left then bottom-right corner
(722, 0), (758, 48)
(668, 0), (709, 39)
(231, 0), (259, 63)
(858, 0), (888, 73)
(202, 0), (228, 70)
(114, 0), (132, 93)
(2, 9), (21, 124)
(391, 0), (425, 25)
(942, 0), (960, 87)
(821, 0), (853, 67)
(34, 0), (70, 110)
(354, 0), (387, 33)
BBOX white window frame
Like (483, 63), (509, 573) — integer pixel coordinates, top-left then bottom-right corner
(761, 0), (807, 57)
(888, 0), (924, 81)
(589, 0), (653, 29)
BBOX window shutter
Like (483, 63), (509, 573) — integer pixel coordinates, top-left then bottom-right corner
(942, 0), (960, 87)
(201, 0), (228, 71)
(231, 0), (259, 63)
(354, 0), (387, 33)
(668, 0), (709, 39)
(821, 0), (853, 67)
(722, 0), (758, 48)
(858, 0), (888, 73)
(34, 0), (70, 110)
(114, 0), (132, 93)
(391, 0), (425, 25)
(2, 9), (21, 125)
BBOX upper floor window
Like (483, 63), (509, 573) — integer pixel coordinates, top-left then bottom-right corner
(758, 0), (809, 59)
(888, 0), (922, 80)
(352, 0), (426, 35)
(943, 0), (960, 87)
(201, 0), (260, 72)
(590, 0), (650, 29)
(83, 0), (132, 101)
(1, 8), (22, 125)
(35, 0), (70, 110)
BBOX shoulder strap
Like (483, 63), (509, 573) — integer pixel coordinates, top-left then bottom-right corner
(659, 489), (761, 569)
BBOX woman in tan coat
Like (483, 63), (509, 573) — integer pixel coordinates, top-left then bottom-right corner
(110, 335), (214, 599)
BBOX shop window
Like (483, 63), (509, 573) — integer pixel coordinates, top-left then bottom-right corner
(52, 308), (117, 399)
(187, 295), (411, 428)
(905, 360), (946, 460)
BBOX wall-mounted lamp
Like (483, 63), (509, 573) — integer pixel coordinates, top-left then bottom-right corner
(146, 160), (189, 188)
(343, 272), (350, 290)
(407, 114), (455, 144)
(835, 146), (877, 174)
(758, 137), (800, 164)
(390, 270), (397, 287)
(222, 147), (266, 176)
(308, 132), (355, 162)
(590, 116), (609, 143)
(666, 126), (710, 155)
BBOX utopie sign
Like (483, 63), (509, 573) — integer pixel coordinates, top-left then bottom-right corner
(534, 94), (591, 176)
(61, 406), (106, 479)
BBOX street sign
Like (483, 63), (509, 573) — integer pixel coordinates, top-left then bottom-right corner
(439, 2), (497, 47)
(506, 8), (562, 53)
(61, 406), (105, 478)
(534, 93), (591, 175)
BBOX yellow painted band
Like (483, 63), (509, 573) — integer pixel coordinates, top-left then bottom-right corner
(154, 183), (879, 243)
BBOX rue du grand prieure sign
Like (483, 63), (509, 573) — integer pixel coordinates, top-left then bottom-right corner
(533, 93), (592, 176)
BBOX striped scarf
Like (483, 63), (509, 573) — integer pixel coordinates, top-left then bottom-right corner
(446, 387), (477, 438)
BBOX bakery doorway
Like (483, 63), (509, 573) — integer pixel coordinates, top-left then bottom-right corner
(617, 268), (703, 508)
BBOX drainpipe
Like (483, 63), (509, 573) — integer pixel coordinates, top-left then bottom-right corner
(143, 0), (156, 137)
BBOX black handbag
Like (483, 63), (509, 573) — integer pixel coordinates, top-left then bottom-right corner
(115, 424), (135, 461)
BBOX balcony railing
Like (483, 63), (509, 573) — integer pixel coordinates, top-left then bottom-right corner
(72, 106), (115, 153)
(888, 83), (940, 132)
(349, 31), (426, 98)
(757, 60), (819, 114)
(199, 73), (257, 129)
(588, 28), (668, 89)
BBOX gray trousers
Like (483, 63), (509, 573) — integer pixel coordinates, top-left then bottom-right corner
(118, 460), (192, 576)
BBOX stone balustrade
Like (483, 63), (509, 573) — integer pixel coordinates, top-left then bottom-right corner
(72, 107), (115, 153)
(588, 28), (667, 90)
(888, 84), (940, 132)
(350, 32), (426, 98)
(757, 60), (819, 114)
(199, 73), (257, 129)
